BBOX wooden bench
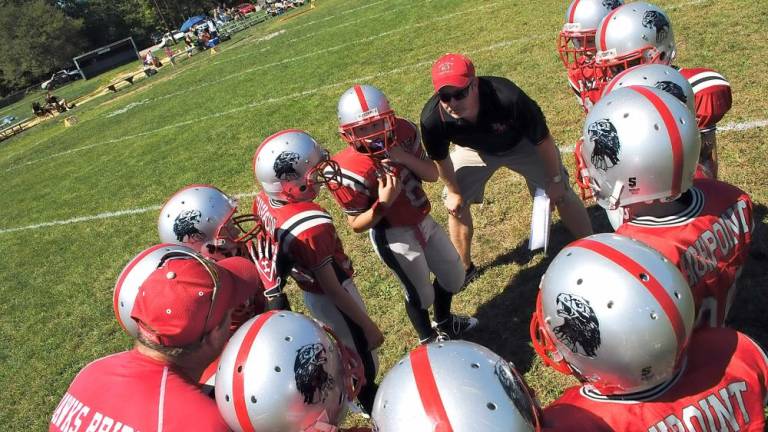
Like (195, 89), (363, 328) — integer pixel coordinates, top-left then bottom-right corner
(0, 119), (28, 142)
(106, 74), (137, 93)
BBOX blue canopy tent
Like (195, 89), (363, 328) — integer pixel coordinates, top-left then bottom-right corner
(180, 16), (207, 32)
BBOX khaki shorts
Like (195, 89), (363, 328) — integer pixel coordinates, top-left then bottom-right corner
(445, 140), (576, 205)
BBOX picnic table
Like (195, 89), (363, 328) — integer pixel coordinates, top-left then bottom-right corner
(106, 68), (157, 93)
(0, 118), (29, 142)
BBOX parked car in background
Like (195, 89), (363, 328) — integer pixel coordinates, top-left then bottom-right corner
(1, 115), (17, 127)
(236, 3), (257, 14)
(41, 69), (81, 90)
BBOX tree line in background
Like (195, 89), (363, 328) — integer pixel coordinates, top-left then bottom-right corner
(0, 0), (223, 96)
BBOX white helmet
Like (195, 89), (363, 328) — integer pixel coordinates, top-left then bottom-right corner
(602, 64), (695, 114)
(254, 129), (341, 202)
(337, 84), (397, 156)
(113, 243), (205, 337)
(575, 86), (700, 210)
(372, 340), (541, 432)
(558, 0), (624, 68)
(530, 233), (694, 396)
(216, 311), (364, 432)
(593, 2), (675, 83)
(158, 184), (261, 259)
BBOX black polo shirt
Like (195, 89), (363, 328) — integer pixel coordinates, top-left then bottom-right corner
(420, 76), (550, 161)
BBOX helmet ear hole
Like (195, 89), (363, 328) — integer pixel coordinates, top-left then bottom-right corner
(299, 185), (307, 192)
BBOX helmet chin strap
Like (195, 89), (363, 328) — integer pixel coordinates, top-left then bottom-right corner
(607, 180), (624, 210)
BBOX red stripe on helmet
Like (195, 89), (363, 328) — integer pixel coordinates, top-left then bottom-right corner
(572, 238), (687, 353)
(598, 6), (622, 52)
(410, 345), (453, 432)
(113, 243), (172, 332)
(232, 311), (278, 432)
(568, 0), (581, 24)
(629, 85), (684, 197)
(353, 85), (370, 112)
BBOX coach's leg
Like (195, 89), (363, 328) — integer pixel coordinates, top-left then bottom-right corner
(555, 188), (593, 239)
(445, 146), (497, 270)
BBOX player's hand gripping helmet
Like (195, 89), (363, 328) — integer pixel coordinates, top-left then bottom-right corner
(372, 340), (541, 432)
(158, 184), (262, 259)
(337, 84), (397, 156)
(558, 0), (624, 68)
(216, 311), (365, 432)
(601, 64), (695, 114)
(593, 2), (676, 84)
(254, 129), (341, 203)
(574, 86), (700, 210)
(113, 243), (207, 337)
(530, 233), (695, 396)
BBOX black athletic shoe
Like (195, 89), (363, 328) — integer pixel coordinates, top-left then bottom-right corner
(436, 314), (479, 339)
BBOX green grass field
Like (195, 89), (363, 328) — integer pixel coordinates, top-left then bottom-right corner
(1, 0), (766, 428)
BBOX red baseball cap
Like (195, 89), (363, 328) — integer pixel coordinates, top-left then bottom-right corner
(431, 53), (476, 92)
(131, 255), (258, 347)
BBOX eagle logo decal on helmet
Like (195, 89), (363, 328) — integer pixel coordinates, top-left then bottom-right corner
(588, 119), (621, 171)
(602, 0), (622, 9)
(641, 11), (670, 44)
(553, 293), (601, 358)
(654, 81), (687, 104)
(294, 343), (335, 405)
(172, 209), (205, 243)
(494, 361), (536, 427)
(273, 151), (301, 181)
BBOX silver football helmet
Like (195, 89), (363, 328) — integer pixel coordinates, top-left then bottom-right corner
(602, 64), (695, 114)
(254, 129), (341, 203)
(593, 2), (675, 83)
(216, 311), (364, 432)
(337, 84), (397, 156)
(158, 184), (261, 259)
(558, 0), (624, 68)
(113, 243), (204, 337)
(575, 86), (700, 210)
(530, 233), (695, 396)
(372, 340), (541, 432)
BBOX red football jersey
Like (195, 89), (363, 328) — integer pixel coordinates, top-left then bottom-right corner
(678, 67), (732, 130)
(252, 191), (352, 294)
(330, 117), (431, 227)
(543, 328), (768, 432)
(617, 179), (753, 327)
(50, 350), (229, 432)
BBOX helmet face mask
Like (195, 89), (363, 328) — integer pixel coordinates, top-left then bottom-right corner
(558, 0), (624, 69)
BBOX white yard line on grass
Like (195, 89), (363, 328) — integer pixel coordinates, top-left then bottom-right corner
(1, 118), (765, 234)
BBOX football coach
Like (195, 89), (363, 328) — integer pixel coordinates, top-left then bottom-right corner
(419, 53), (593, 280)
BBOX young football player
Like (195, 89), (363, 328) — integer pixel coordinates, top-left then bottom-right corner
(557, 0), (623, 112)
(216, 311), (369, 432)
(252, 129), (382, 414)
(530, 234), (768, 431)
(575, 87), (753, 327)
(588, 2), (732, 179)
(329, 84), (478, 345)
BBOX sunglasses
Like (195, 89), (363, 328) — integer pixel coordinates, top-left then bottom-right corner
(438, 83), (472, 103)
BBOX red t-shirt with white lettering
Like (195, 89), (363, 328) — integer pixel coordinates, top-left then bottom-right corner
(616, 179), (753, 327)
(49, 349), (229, 432)
(543, 328), (768, 432)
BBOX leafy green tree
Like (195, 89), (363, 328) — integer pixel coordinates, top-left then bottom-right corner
(0, 0), (86, 94)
